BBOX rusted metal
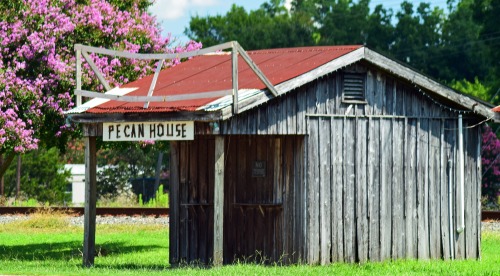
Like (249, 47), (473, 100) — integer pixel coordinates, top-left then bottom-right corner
(81, 46), (361, 114)
(482, 210), (500, 221)
(0, 207), (169, 217)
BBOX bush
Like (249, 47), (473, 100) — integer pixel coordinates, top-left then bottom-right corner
(3, 147), (70, 204)
(481, 125), (500, 205)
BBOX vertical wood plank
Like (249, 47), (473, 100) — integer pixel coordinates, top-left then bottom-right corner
(179, 143), (189, 261)
(189, 140), (199, 262)
(356, 117), (368, 262)
(417, 118), (430, 259)
(296, 136), (306, 261)
(430, 119), (442, 259)
(213, 136), (225, 266)
(297, 90), (306, 134)
(455, 116), (466, 259)
(380, 119), (392, 261)
(320, 117), (332, 265)
(83, 136), (97, 268)
(335, 118), (344, 262)
(392, 118), (404, 259)
(169, 141), (180, 265)
(344, 117), (356, 263)
(368, 118), (380, 261)
(465, 124), (474, 259)
(307, 117), (320, 264)
(405, 118), (417, 259)
(440, 120), (450, 260)
(197, 138), (209, 262)
(330, 118), (338, 262)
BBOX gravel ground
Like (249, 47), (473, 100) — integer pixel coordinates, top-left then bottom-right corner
(0, 214), (497, 231)
(0, 214), (169, 226)
(482, 221), (500, 232)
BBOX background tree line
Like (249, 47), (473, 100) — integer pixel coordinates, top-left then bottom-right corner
(187, 0), (499, 103)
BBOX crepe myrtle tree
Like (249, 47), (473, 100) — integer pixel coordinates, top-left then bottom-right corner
(0, 0), (202, 179)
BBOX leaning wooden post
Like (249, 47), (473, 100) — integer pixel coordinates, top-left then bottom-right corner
(82, 124), (100, 267)
(231, 43), (239, 115)
(213, 136), (225, 266)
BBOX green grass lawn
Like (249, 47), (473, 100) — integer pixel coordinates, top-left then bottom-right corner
(0, 214), (499, 275)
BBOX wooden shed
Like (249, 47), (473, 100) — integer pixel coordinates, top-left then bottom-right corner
(67, 42), (500, 267)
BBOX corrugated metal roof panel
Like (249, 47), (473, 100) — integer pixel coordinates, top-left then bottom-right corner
(84, 45), (362, 114)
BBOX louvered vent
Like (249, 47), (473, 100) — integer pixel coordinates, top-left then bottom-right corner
(342, 73), (366, 102)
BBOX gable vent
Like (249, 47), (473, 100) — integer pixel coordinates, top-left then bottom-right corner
(342, 73), (366, 103)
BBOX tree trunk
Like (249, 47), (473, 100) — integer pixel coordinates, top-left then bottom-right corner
(0, 152), (16, 182)
(16, 155), (21, 198)
(153, 152), (164, 194)
(0, 155), (4, 196)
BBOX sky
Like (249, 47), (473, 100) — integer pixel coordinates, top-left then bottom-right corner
(149, 0), (449, 45)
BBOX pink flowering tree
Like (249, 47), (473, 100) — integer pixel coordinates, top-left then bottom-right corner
(0, 0), (202, 179)
(481, 125), (500, 203)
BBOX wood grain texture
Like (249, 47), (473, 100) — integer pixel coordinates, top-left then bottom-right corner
(166, 62), (483, 266)
(83, 136), (97, 268)
(213, 136), (224, 266)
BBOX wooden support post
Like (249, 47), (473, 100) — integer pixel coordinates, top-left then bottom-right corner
(82, 124), (100, 268)
(213, 136), (224, 266)
(76, 48), (82, 107)
(232, 45), (239, 114)
(169, 141), (179, 265)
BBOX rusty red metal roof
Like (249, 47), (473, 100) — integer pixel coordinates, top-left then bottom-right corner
(84, 45), (362, 114)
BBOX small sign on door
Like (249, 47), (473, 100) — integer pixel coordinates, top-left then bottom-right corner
(251, 160), (266, 177)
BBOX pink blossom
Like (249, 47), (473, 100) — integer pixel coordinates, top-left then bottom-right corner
(0, 0), (201, 156)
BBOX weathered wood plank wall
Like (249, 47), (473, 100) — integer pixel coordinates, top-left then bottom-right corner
(223, 136), (304, 264)
(169, 135), (305, 264)
(300, 65), (481, 263)
(171, 62), (482, 265)
(169, 137), (215, 264)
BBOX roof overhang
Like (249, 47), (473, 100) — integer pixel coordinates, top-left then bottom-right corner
(66, 43), (499, 124)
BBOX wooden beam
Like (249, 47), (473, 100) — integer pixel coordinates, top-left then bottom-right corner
(74, 42), (234, 61)
(81, 51), (112, 92)
(213, 136), (224, 266)
(67, 110), (222, 124)
(144, 59), (164, 109)
(232, 45), (239, 114)
(76, 49), (82, 107)
(74, 89), (232, 103)
(83, 131), (97, 267)
(235, 43), (279, 97)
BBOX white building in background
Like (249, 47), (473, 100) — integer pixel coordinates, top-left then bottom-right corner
(64, 164), (85, 206)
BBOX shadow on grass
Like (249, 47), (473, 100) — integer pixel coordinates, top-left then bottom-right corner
(93, 263), (172, 270)
(0, 241), (164, 261)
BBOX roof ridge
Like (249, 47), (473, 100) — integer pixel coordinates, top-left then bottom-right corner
(247, 45), (362, 55)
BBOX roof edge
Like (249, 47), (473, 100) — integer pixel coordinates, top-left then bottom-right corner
(363, 48), (498, 122)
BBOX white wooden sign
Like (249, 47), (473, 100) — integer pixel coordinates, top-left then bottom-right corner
(103, 121), (194, 141)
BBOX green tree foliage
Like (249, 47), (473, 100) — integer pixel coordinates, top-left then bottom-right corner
(440, 0), (488, 83)
(472, 0), (500, 90)
(186, 1), (315, 50)
(391, 2), (444, 78)
(450, 77), (492, 103)
(3, 148), (70, 204)
(187, 0), (499, 100)
(95, 142), (169, 200)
